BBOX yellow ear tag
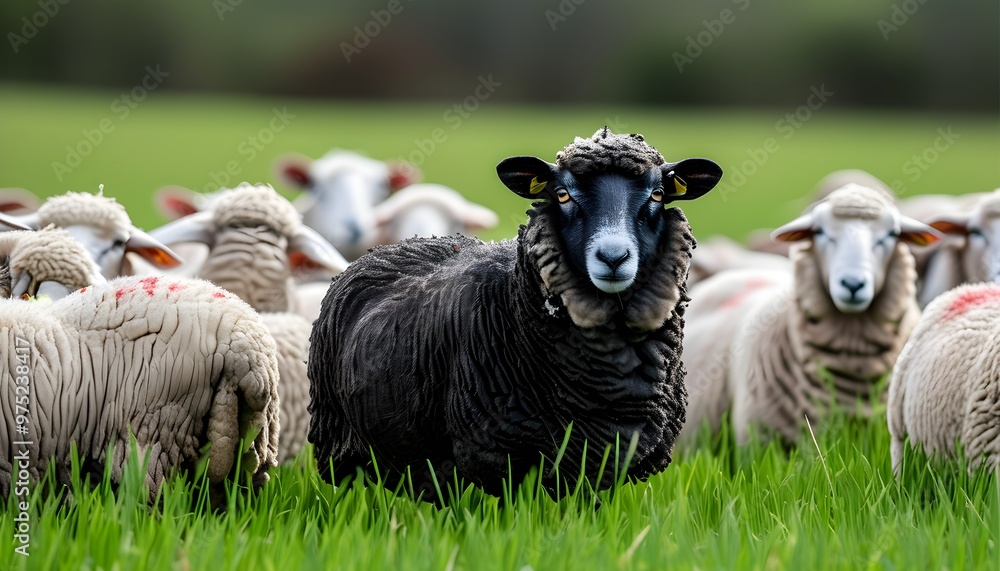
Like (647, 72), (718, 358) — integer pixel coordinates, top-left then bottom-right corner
(528, 177), (548, 195)
(667, 172), (688, 197)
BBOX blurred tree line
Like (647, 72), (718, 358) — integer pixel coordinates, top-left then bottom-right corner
(0, 0), (996, 112)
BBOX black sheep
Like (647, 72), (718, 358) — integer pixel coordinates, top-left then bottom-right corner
(308, 128), (722, 497)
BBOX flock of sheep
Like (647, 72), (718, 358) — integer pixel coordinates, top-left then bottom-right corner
(1, 128), (997, 503)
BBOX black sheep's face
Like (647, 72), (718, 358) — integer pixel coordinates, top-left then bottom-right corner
(497, 155), (722, 294)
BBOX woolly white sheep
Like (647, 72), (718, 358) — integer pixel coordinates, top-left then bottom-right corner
(888, 282), (1000, 473)
(681, 183), (940, 444)
(688, 235), (791, 287)
(309, 128), (723, 497)
(0, 274), (280, 499)
(0, 190), (182, 279)
(150, 183), (346, 462)
(276, 150), (420, 260)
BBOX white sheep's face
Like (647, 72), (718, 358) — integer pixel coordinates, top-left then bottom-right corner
(278, 152), (420, 259)
(496, 154), (722, 295)
(929, 195), (1000, 284)
(773, 184), (941, 313)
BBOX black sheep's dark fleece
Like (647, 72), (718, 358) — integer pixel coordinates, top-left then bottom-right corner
(308, 201), (694, 498)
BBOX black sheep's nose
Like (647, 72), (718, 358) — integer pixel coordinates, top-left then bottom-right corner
(841, 276), (866, 297)
(596, 248), (630, 273)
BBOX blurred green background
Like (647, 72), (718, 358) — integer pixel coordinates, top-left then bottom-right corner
(1, 0), (997, 241)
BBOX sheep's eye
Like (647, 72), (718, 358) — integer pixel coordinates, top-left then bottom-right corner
(555, 188), (571, 204)
(650, 189), (664, 202)
(888, 230), (900, 239)
(813, 228), (825, 236)
(112, 239), (126, 249)
(968, 228), (983, 237)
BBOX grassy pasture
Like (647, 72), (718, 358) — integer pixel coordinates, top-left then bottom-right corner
(1, 85), (998, 570)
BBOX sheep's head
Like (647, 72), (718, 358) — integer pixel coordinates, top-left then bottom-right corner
(927, 188), (1000, 284)
(0, 227), (105, 300)
(276, 150), (420, 258)
(9, 190), (184, 278)
(773, 183), (940, 313)
(498, 128), (722, 294)
(149, 183), (349, 282)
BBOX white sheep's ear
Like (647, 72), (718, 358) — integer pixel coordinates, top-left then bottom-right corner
(462, 204), (500, 231)
(0, 188), (41, 215)
(771, 213), (816, 242)
(149, 211), (216, 247)
(289, 225), (349, 278)
(276, 154), (313, 189)
(898, 216), (942, 246)
(387, 161), (421, 192)
(125, 227), (184, 269)
(0, 211), (35, 231)
(154, 186), (202, 220)
(928, 215), (971, 237)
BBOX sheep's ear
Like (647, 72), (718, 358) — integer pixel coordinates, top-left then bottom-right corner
(497, 156), (558, 199)
(928, 216), (970, 236)
(771, 213), (815, 242)
(387, 161), (420, 192)
(148, 211), (216, 247)
(0, 211), (34, 231)
(660, 159), (723, 202)
(0, 188), (41, 214)
(125, 228), (183, 268)
(462, 204), (500, 231)
(289, 225), (349, 278)
(899, 216), (942, 246)
(276, 154), (313, 189)
(154, 186), (201, 220)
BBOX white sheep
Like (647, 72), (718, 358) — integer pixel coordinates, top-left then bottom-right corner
(0, 273), (280, 499)
(371, 183), (499, 242)
(150, 183), (346, 463)
(910, 189), (1000, 307)
(276, 150), (420, 259)
(0, 190), (182, 279)
(688, 235), (791, 287)
(888, 282), (1000, 473)
(681, 183), (941, 444)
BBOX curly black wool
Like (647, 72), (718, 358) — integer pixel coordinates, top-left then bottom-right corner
(307, 202), (694, 498)
(556, 127), (666, 177)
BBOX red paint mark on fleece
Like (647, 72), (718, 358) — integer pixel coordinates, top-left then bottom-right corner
(944, 285), (1000, 321)
(140, 276), (159, 296)
(79, 287), (86, 293)
(115, 286), (136, 300)
(167, 282), (187, 293)
(721, 277), (773, 309)
(212, 292), (226, 299)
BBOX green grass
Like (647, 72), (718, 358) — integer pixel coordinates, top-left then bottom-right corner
(2, 419), (997, 570)
(1, 85), (999, 570)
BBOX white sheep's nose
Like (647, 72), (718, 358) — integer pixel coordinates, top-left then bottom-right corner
(587, 234), (639, 294)
(830, 271), (875, 313)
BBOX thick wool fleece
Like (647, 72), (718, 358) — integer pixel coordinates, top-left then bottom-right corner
(888, 282), (1000, 473)
(0, 276), (280, 499)
(308, 203), (693, 497)
(37, 191), (132, 238)
(556, 127), (666, 176)
(0, 228), (101, 296)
